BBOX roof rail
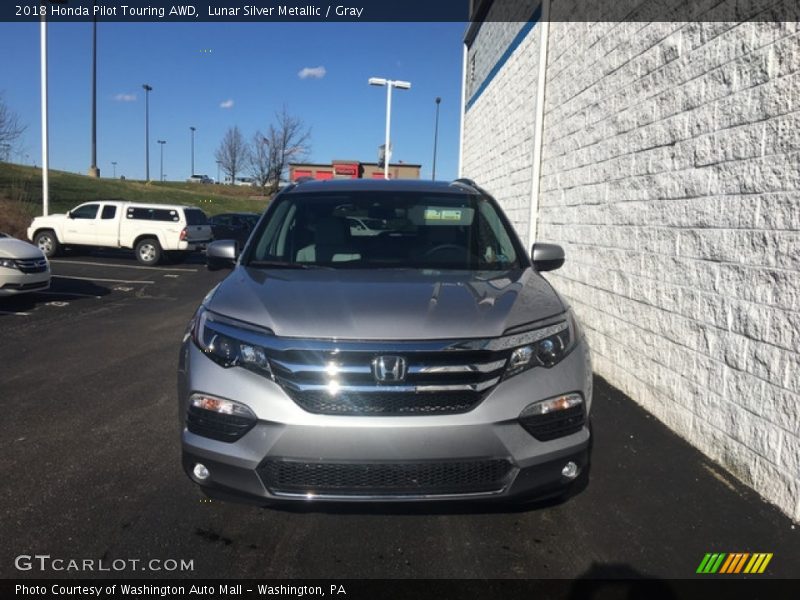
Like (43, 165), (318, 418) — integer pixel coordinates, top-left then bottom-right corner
(451, 177), (480, 191)
(294, 176), (315, 185)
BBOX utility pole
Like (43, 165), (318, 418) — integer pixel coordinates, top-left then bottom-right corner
(88, 6), (99, 177)
(432, 97), (441, 180)
(190, 126), (196, 176)
(142, 83), (152, 181)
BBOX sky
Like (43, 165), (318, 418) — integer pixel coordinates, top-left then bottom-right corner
(0, 21), (466, 182)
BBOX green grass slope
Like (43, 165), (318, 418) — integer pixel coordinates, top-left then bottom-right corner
(0, 162), (271, 238)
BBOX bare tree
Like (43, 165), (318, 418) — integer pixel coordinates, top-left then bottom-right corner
(261, 107), (311, 193)
(0, 94), (26, 159)
(247, 131), (272, 188)
(214, 126), (248, 184)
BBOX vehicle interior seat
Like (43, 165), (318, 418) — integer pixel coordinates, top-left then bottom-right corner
(296, 217), (361, 263)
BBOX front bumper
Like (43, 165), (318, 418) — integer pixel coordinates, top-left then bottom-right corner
(178, 337), (592, 504)
(0, 270), (50, 296)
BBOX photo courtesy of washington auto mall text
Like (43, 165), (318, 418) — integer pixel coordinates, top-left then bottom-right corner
(15, 584), (348, 598)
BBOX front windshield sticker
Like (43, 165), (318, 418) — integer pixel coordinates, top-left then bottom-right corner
(423, 207), (474, 225)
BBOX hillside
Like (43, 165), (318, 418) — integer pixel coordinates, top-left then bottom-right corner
(0, 161), (271, 238)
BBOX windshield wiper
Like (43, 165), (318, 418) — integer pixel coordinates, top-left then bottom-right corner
(246, 260), (333, 270)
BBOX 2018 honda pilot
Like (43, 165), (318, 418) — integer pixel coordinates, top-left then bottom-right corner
(178, 178), (592, 504)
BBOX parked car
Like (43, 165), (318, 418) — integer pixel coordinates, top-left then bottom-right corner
(208, 212), (260, 248)
(179, 178), (592, 506)
(0, 232), (50, 297)
(187, 174), (213, 184)
(27, 201), (212, 266)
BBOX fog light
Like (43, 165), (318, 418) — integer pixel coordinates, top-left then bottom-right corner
(561, 461), (579, 479)
(193, 463), (210, 481)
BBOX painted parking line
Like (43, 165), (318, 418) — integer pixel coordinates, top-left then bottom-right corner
(0, 311), (31, 316)
(51, 275), (155, 285)
(164, 274), (181, 278)
(39, 291), (103, 299)
(49, 259), (198, 273)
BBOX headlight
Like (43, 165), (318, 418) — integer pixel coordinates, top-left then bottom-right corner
(0, 258), (18, 269)
(192, 307), (274, 379)
(503, 309), (581, 378)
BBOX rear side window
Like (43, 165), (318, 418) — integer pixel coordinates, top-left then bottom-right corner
(101, 205), (117, 220)
(184, 209), (209, 225)
(126, 207), (180, 222)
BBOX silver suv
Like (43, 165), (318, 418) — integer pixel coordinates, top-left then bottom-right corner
(178, 178), (592, 504)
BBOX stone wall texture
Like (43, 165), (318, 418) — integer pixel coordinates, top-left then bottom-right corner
(462, 10), (800, 521)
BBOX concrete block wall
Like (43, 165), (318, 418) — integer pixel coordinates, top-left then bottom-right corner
(462, 15), (541, 240)
(462, 12), (800, 521)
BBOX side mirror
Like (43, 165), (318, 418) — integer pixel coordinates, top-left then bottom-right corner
(206, 239), (238, 271)
(531, 242), (565, 272)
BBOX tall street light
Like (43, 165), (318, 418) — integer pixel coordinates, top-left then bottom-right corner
(142, 83), (152, 181)
(190, 126), (196, 176)
(111, 161), (117, 178)
(40, 9), (50, 215)
(432, 96), (441, 181)
(368, 77), (411, 179)
(216, 160), (221, 185)
(88, 6), (99, 178)
(158, 140), (166, 182)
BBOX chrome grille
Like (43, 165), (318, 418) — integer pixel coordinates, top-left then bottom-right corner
(15, 258), (48, 274)
(269, 350), (507, 416)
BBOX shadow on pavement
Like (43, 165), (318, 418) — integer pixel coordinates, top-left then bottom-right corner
(567, 563), (676, 599)
(0, 277), (111, 315)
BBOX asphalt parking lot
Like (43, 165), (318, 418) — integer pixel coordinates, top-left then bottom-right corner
(0, 250), (797, 580)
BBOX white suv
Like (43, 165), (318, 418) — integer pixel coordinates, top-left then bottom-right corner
(27, 201), (213, 265)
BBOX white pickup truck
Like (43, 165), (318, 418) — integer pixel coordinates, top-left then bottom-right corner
(27, 201), (213, 265)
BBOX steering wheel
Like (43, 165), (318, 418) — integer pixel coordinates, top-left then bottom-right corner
(423, 244), (467, 258)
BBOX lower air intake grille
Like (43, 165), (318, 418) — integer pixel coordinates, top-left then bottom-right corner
(186, 405), (256, 442)
(287, 390), (482, 416)
(259, 458), (513, 496)
(520, 405), (585, 441)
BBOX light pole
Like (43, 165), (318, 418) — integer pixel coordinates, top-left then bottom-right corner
(432, 96), (441, 180)
(142, 83), (152, 181)
(88, 6), (99, 178)
(368, 77), (411, 179)
(216, 160), (221, 185)
(190, 126), (196, 176)
(111, 161), (117, 178)
(40, 10), (49, 215)
(158, 140), (166, 182)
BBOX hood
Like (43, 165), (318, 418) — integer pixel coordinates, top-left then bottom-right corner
(207, 267), (565, 340)
(0, 237), (45, 260)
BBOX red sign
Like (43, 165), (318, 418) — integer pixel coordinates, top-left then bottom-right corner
(334, 163), (358, 177)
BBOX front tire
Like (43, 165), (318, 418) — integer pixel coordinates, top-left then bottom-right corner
(135, 238), (162, 266)
(34, 230), (60, 258)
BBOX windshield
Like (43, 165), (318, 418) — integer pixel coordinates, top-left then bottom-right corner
(246, 191), (523, 270)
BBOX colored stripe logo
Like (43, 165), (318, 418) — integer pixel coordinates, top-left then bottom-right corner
(696, 553), (773, 574)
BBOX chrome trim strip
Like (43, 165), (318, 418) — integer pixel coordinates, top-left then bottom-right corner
(271, 358), (506, 376)
(279, 377), (500, 394)
(270, 359), (372, 375)
(409, 359), (506, 374)
(269, 487), (509, 501)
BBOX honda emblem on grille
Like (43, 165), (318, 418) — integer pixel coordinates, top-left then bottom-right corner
(372, 355), (407, 383)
